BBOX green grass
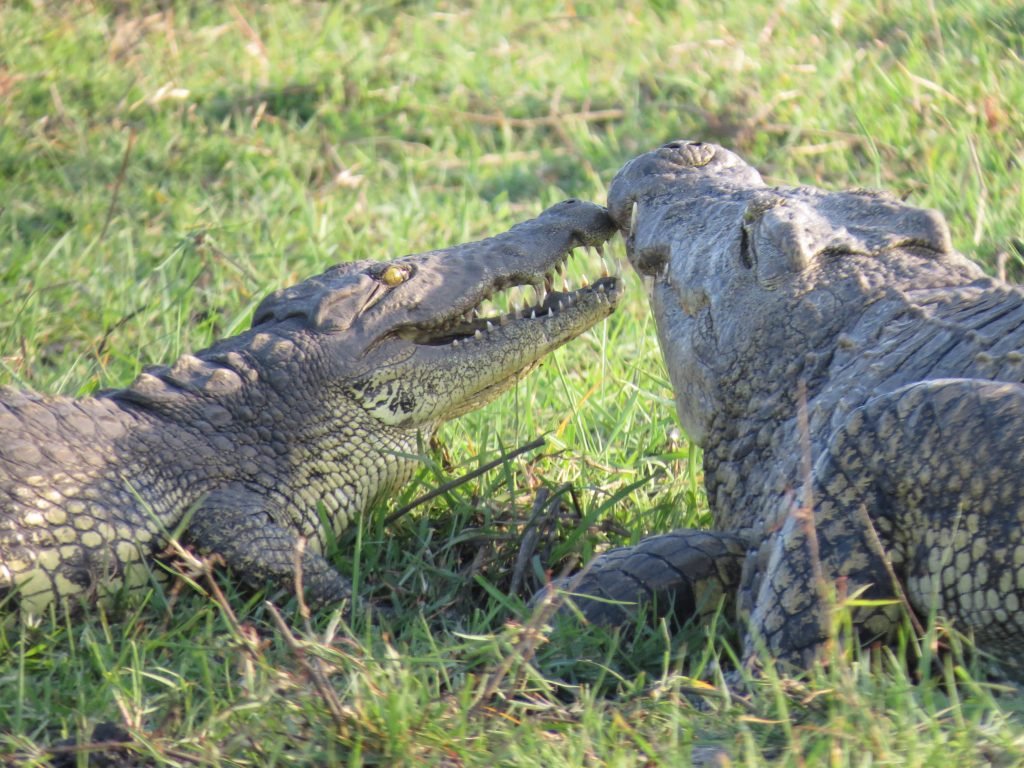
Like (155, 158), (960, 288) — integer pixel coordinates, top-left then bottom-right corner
(2, 1), (1023, 764)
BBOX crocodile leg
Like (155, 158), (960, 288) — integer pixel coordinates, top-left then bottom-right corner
(744, 378), (1024, 672)
(544, 529), (747, 625)
(187, 485), (352, 608)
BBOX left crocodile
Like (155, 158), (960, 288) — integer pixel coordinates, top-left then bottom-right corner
(0, 200), (621, 617)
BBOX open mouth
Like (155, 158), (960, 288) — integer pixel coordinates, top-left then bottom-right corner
(404, 245), (621, 347)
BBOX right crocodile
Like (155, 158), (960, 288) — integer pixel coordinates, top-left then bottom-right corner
(547, 140), (1024, 678)
(1, 200), (621, 617)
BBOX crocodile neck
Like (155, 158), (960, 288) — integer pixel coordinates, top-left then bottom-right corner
(700, 265), (1016, 534)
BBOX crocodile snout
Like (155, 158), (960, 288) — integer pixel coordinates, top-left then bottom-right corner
(607, 140), (766, 237)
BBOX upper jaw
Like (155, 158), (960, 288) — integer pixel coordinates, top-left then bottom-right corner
(403, 259), (621, 349)
(374, 199), (623, 348)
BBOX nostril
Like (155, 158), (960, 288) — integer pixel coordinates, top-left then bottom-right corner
(663, 140), (703, 150)
(661, 140), (716, 168)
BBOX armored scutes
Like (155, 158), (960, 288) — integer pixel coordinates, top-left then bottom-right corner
(1, 200), (621, 616)
(550, 141), (1024, 677)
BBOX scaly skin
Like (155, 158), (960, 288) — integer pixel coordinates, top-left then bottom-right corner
(550, 141), (1024, 678)
(1, 200), (621, 617)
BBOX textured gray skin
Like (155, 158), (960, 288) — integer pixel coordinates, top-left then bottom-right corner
(0, 200), (621, 617)
(552, 141), (1024, 677)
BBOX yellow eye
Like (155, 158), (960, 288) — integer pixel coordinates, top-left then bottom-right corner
(381, 265), (409, 286)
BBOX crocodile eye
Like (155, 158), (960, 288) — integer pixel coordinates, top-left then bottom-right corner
(380, 265), (410, 286)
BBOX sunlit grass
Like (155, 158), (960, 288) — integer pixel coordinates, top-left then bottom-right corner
(1, 1), (1022, 764)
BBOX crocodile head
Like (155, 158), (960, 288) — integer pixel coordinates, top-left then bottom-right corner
(242, 199), (622, 429)
(606, 140), (967, 445)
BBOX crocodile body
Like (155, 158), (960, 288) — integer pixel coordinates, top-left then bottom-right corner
(1, 201), (621, 616)
(552, 141), (1024, 677)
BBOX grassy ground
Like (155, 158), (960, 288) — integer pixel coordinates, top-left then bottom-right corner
(2, 1), (1023, 765)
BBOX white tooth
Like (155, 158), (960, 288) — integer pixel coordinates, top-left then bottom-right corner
(596, 283), (605, 293)
(597, 244), (610, 277)
(546, 307), (553, 317)
(474, 329), (484, 340)
(580, 275), (589, 288)
(630, 201), (638, 237)
(557, 300), (565, 311)
(530, 309), (536, 320)
(451, 338), (459, 347)
(643, 274), (654, 297)
(486, 320), (495, 331)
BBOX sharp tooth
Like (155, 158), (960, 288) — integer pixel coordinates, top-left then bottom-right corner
(486, 320), (495, 331)
(474, 329), (484, 340)
(597, 244), (610, 277)
(545, 273), (554, 293)
(557, 300), (565, 311)
(546, 307), (553, 317)
(530, 309), (536, 320)
(579, 275), (589, 288)
(596, 282), (605, 293)
(451, 338), (459, 347)
(630, 201), (638, 237)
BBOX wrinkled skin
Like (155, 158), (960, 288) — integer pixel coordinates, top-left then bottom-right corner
(1, 200), (621, 617)
(551, 141), (1024, 679)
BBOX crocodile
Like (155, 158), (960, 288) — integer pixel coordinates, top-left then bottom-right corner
(0, 200), (621, 617)
(548, 140), (1024, 677)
